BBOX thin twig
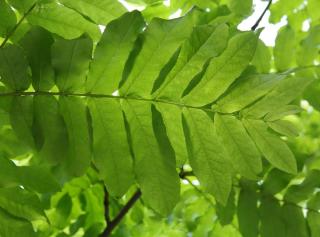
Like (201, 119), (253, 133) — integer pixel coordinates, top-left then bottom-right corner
(251, 0), (272, 31)
(0, 3), (37, 48)
(183, 177), (215, 207)
(100, 189), (142, 237)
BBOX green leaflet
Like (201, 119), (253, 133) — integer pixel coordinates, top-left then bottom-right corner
(237, 189), (259, 237)
(0, 128), (28, 160)
(81, 184), (105, 230)
(297, 25), (320, 67)
(122, 100), (180, 215)
(19, 27), (55, 91)
(0, 90), (12, 111)
(243, 119), (297, 174)
(308, 193), (320, 237)
(274, 26), (296, 72)
(0, 0), (17, 37)
(0, 45), (31, 91)
(214, 73), (283, 113)
(182, 108), (232, 204)
(86, 11), (145, 94)
(308, 0), (320, 20)
(18, 165), (60, 193)
(284, 170), (320, 203)
(216, 190), (235, 225)
(89, 98), (134, 197)
(282, 204), (309, 237)
(7, 0), (37, 13)
(0, 157), (60, 193)
(59, 0), (127, 25)
(308, 192), (320, 212)
(267, 119), (300, 137)
(9, 96), (35, 149)
(0, 207), (36, 237)
(269, 0), (303, 23)
(141, 0), (217, 22)
(7, 23), (31, 45)
(0, 187), (45, 221)
(251, 39), (271, 73)
(125, 0), (153, 4)
(120, 11), (197, 97)
(304, 79), (320, 111)
(52, 35), (93, 93)
(59, 97), (91, 177)
(260, 197), (285, 237)
(27, 3), (101, 40)
(262, 169), (293, 195)
(308, 211), (320, 237)
(48, 193), (73, 229)
(214, 114), (261, 179)
(33, 95), (68, 165)
(0, 157), (19, 188)
(141, 1), (178, 21)
(242, 75), (314, 118)
(155, 103), (187, 167)
(183, 31), (258, 106)
(264, 105), (302, 121)
(228, 0), (252, 17)
(153, 23), (229, 100)
(287, 9), (307, 32)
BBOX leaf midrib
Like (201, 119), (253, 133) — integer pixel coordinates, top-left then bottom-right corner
(185, 34), (255, 100)
(154, 26), (221, 98)
(0, 90), (216, 112)
(186, 109), (226, 196)
(88, 15), (140, 93)
(217, 115), (258, 176)
(121, 20), (181, 95)
(246, 119), (295, 172)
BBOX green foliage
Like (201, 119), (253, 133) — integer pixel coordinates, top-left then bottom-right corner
(274, 26), (296, 71)
(0, 0), (319, 236)
(0, 45), (30, 90)
(0, 0), (16, 37)
(183, 108), (232, 204)
(58, 0), (127, 25)
(27, 3), (101, 40)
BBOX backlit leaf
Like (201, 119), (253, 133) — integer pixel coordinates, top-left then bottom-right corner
(214, 114), (261, 179)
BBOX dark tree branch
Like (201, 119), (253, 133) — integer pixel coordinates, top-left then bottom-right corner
(103, 187), (111, 225)
(100, 189), (142, 237)
(100, 167), (319, 237)
(0, 3), (37, 48)
(251, 0), (272, 31)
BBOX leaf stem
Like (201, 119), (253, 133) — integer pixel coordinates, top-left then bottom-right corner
(183, 176), (216, 207)
(100, 189), (142, 237)
(1, 65), (318, 112)
(0, 3), (37, 48)
(251, 0), (272, 31)
(0, 91), (214, 112)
